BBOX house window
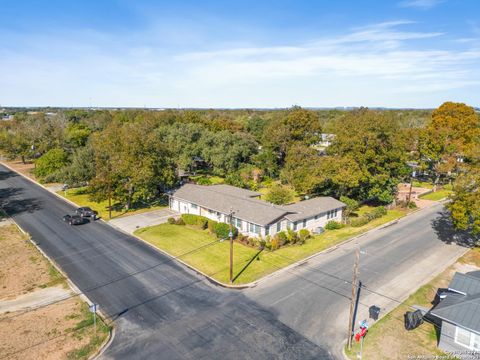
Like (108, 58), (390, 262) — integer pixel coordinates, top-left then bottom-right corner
(474, 334), (480, 350)
(455, 327), (473, 348)
(233, 218), (242, 229)
(191, 203), (198, 209)
(249, 223), (260, 234)
(265, 226), (269, 236)
(277, 222), (281, 232)
(293, 222), (297, 231)
(303, 219), (307, 228)
(334, 209), (338, 217)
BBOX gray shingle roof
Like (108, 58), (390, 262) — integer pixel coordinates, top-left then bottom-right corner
(449, 272), (480, 295)
(171, 184), (286, 226)
(171, 184), (346, 227)
(431, 272), (480, 334)
(283, 197), (346, 222)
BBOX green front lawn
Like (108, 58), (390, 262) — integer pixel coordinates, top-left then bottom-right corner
(412, 181), (434, 189)
(135, 207), (409, 284)
(57, 187), (166, 220)
(420, 189), (453, 201)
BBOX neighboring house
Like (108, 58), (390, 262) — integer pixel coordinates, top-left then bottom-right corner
(430, 271), (480, 357)
(312, 133), (336, 155)
(318, 133), (335, 147)
(169, 184), (345, 238)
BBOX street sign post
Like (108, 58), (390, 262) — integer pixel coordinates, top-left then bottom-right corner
(89, 303), (99, 334)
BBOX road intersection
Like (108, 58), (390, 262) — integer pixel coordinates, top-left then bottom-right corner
(0, 164), (468, 359)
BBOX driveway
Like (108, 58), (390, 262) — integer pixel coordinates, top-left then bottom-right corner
(109, 208), (179, 234)
(0, 286), (73, 314)
(245, 203), (470, 359)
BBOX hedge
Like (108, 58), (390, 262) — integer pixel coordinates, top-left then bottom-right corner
(181, 214), (199, 225)
(350, 206), (387, 227)
(213, 222), (237, 239)
(325, 220), (344, 230)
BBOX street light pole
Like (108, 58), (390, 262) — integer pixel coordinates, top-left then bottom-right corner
(229, 208), (234, 284)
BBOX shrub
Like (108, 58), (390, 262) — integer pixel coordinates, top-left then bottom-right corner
(196, 177), (212, 185)
(181, 214), (198, 225)
(325, 220), (344, 230)
(213, 222), (237, 239)
(298, 229), (310, 242)
(35, 148), (69, 179)
(175, 218), (185, 225)
(350, 216), (369, 227)
(196, 216), (208, 229)
(287, 228), (298, 244)
(270, 237), (280, 250)
(207, 219), (217, 233)
(368, 206), (387, 220)
(264, 242), (272, 251)
(276, 231), (288, 246)
(167, 217), (176, 225)
(408, 201), (418, 209)
(258, 238), (266, 250)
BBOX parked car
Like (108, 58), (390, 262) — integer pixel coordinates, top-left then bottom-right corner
(75, 207), (97, 219)
(63, 214), (88, 225)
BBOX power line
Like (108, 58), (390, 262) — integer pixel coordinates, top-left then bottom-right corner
(0, 237), (224, 322)
(259, 253), (462, 349)
(0, 264), (230, 360)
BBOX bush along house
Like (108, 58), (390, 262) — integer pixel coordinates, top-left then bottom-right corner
(169, 184), (346, 238)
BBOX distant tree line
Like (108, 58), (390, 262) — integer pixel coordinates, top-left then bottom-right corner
(0, 104), (478, 236)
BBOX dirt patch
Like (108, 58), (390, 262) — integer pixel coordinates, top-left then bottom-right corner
(0, 298), (109, 360)
(2, 160), (36, 180)
(0, 225), (62, 299)
(0, 224), (110, 359)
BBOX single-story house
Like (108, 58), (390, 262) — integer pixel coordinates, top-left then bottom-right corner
(169, 184), (345, 238)
(430, 271), (480, 357)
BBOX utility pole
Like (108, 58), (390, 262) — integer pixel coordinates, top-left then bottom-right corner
(407, 173), (414, 205)
(347, 246), (360, 349)
(229, 208), (234, 284)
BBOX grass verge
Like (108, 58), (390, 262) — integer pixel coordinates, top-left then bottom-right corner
(135, 207), (409, 284)
(57, 187), (166, 220)
(420, 189), (453, 201)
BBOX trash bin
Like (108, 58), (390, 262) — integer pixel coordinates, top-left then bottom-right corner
(369, 305), (380, 321)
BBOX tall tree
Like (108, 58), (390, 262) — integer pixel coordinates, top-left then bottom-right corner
(326, 108), (408, 204)
(419, 102), (480, 186)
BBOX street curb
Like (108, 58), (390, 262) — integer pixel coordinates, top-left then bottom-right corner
(0, 162), (115, 359)
(112, 222), (251, 290)
(0, 161), (445, 290)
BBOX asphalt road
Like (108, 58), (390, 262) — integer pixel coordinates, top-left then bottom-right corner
(0, 164), (471, 360)
(0, 165), (330, 360)
(245, 202), (470, 358)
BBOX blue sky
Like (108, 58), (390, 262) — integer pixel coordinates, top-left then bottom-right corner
(1, 0), (479, 108)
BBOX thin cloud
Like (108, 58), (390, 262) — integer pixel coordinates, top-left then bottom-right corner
(398, 0), (445, 9)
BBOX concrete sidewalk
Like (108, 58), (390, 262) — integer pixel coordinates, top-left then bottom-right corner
(109, 208), (179, 234)
(0, 286), (73, 314)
